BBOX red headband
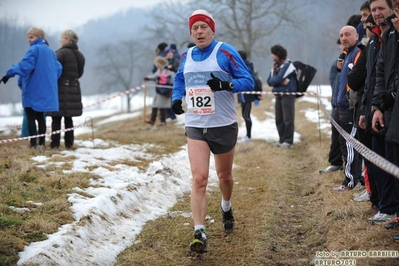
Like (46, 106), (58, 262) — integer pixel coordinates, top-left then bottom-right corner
(189, 14), (215, 33)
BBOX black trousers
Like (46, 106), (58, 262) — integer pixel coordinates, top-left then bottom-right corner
(24, 107), (46, 147)
(51, 116), (74, 148)
(275, 95), (295, 144)
(337, 109), (362, 187)
(358, 127), (377, 204)
(328, 108), (343, 166)
(241, 102), (252, 138)
(150, 108), (166, 124)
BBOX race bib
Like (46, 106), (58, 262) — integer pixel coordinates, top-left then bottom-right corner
(187, 87), (215, 115)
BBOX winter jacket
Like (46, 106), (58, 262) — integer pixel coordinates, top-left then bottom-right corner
(5, 38), (62, 112)
(386, 87), (399, 144)
(347, 41), (368, 128)
(266, 59), (297, 94)
(333, 44), (361, 110)
(46, 43), (85, 117)
(373, 26), (399, 112)
(382, 21), (399, 144)
(146, 66), (175, 109)
(358, 28), (381, 134)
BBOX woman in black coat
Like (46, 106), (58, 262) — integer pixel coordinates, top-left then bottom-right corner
(47, 30), (85, 149)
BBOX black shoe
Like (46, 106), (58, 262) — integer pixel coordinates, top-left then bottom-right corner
(385, 217), (399, 230)
(221, 207), (235, 233)
(145, 120), (154, 125)
(190, 229), (207, 253)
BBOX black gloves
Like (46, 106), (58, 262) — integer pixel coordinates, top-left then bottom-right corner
(0, 76), (9, 84)
(207, 73), (231, 92)
(172, 100), (184, 115)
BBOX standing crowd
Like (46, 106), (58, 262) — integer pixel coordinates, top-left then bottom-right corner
(1, 27), (85, 150)
(320, 0), (399, 240)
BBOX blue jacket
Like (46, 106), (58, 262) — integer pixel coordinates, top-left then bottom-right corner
(6, 38), (62, 112)
(333, 45), (361, 110)
(267, 60), (297, 93)
(172, 40), (254, 102)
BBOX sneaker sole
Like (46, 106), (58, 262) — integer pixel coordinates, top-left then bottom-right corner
(368, 219), (396, 224)
(190, 239), (207, 253)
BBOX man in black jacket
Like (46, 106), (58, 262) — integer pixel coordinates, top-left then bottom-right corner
(367, 0), (399, 224)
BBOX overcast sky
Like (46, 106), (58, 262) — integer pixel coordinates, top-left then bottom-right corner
(0, 0), (169, 33)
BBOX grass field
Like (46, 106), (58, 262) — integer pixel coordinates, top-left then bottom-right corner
(1, 94), (399, 266)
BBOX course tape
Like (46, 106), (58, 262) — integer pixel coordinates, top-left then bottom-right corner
(1, 84), (322, 144)
(0, 122), (92, 145)
(316, 86), (399, 178)
(4, 84), (147, 131)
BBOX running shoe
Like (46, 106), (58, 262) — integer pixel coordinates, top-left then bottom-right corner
(190, 229), (207, 253)
(221, 207), (235, 233)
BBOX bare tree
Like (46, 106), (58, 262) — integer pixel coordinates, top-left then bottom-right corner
(147, 0), (315, 61)
(95, 40), (152, 112)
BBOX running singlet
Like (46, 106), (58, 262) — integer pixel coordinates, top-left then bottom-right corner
(183, 42), (237, 128)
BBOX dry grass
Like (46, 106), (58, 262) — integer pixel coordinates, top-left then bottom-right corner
(1, 96), (399, 265)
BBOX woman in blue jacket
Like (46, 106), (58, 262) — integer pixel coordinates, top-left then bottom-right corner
(267, 44), (297, 148)
(1, 27), (62, 148)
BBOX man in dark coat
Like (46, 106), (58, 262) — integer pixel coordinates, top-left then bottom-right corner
(368, 0), (399, 224)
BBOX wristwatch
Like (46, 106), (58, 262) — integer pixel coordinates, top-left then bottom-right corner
(371, 106), (379, 114)
(228, 82), (234, 90)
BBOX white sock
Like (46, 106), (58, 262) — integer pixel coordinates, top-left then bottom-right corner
(194, 225), (206, 239)
(221, 198), (231, 212)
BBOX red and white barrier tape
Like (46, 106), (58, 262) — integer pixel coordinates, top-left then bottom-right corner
(0, 122), (92, 145)
(316, 86), (399, 178)
(2, 84), (323, 144)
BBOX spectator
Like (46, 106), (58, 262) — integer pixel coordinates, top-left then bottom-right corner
(46, 30), (85, 149)
(171, 9), (254, 254)
(369, 0), (399, 224)
(319, 38), (344, 173)
(0, 27), (61, 149)
(266, 44), (297, 148)
(152, 42), (168, 73)
(165, 48), (180, 72)
(331, 25), (363, 191)
(356, 1), (371, 41)
(144, 56), (174, 127)
(170, 43), (180, 60)
(237, 50), (262, 143)
(164, 48), (179, 121)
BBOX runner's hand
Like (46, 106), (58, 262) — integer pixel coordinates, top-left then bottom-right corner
(207, 73), (230, 92)
(172, 100), (184, 115)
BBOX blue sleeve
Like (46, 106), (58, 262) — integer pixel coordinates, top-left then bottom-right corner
(6, 47), (37, 78)
(171, 50), (187, 102)
(217, 43), (254, 93)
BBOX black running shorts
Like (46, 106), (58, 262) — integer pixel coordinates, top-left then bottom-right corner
(185, 122), (238, 154)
